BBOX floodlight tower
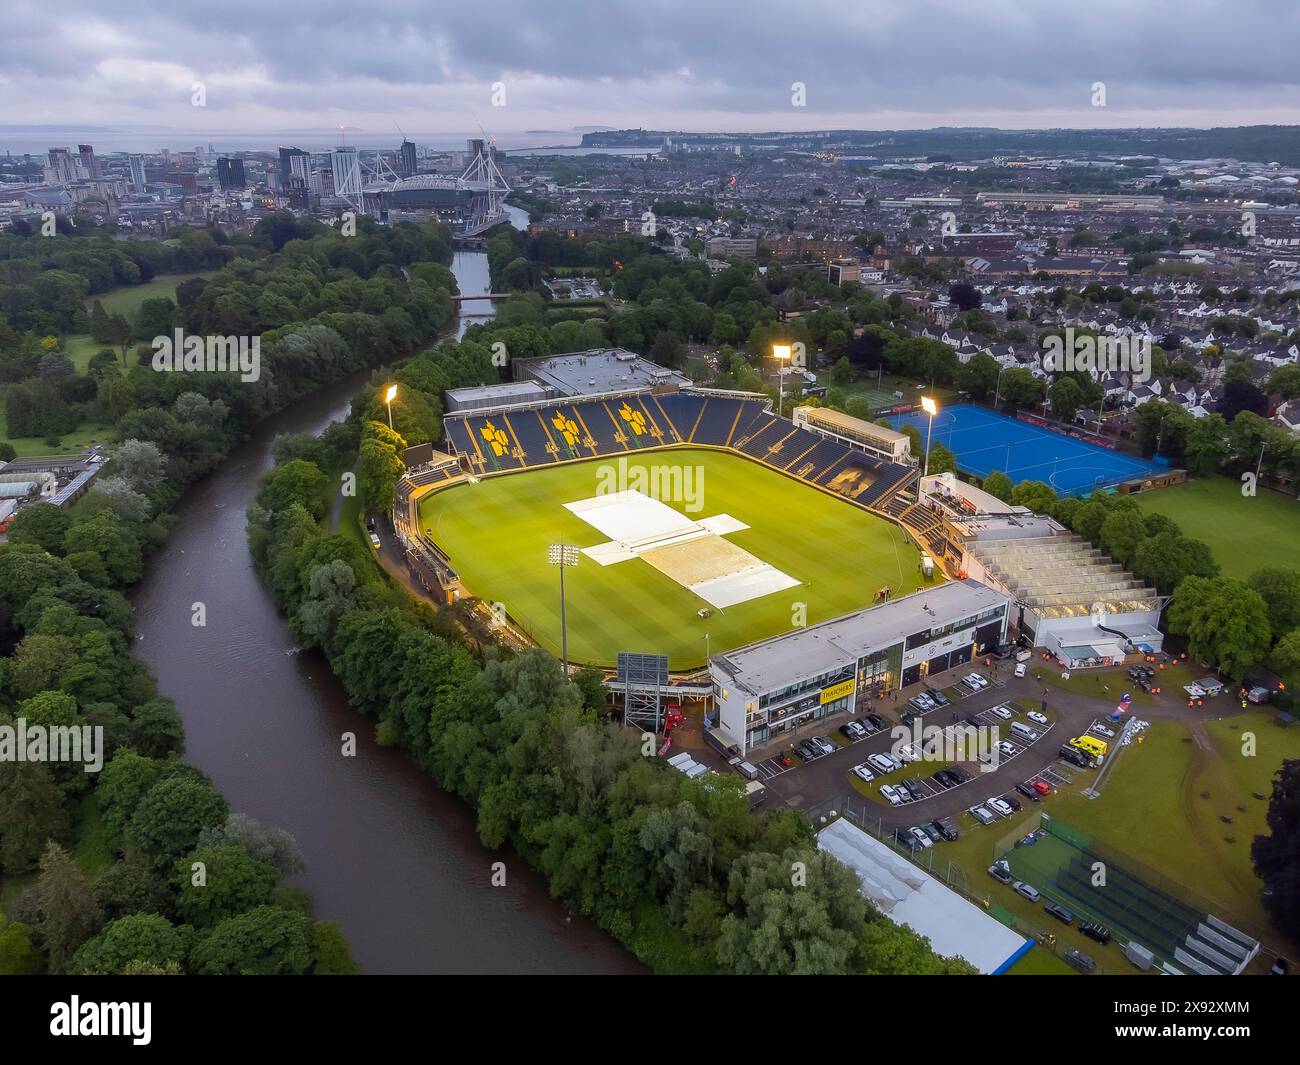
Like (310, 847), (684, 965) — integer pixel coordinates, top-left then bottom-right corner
(547, 543), (580, 673)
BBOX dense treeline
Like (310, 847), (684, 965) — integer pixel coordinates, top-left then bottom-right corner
(0, 217), (460, 973)
(246, 411), (978, 975)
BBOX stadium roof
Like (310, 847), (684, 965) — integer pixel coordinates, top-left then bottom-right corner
(514, 349), (689, 397)
(818, 818), (1030, 975)
(712, 579), (1008, 696)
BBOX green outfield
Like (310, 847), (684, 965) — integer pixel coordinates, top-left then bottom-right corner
(419, 448), (933, 669)
(1133, 476), (1300, 579)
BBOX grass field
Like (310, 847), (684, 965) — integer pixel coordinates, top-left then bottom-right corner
(419, 448), (932, 669)
(1134, 476), (1300, 579)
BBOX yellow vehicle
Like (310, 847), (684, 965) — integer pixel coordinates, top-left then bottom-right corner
(1070, 735), (1108, 759)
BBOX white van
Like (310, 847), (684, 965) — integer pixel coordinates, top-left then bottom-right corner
(1010, 721), (1040, 742)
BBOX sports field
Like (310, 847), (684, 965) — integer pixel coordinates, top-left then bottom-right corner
(1133, 475), (1300, 579)
(419, 448), (932, 669)
(889, 404), (1163, 496)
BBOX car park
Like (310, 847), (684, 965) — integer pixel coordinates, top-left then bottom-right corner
(1092, 724), (1115, 738)
(865, 713), (887, 731)
(931, 770), (955, 789)
(935, 817), (959, 841)
(1059, 744), (1090, 769)
(1064, 949), (1096, 973)
(920, 822), (943, 843)
(908, 826), (933, 849)
(926, 687), (950, 707)
(1031, 780), (1051, 796)
(1013, 663), (1027, 678)
(1015, 782), (1040, 801)
(1010, 722), (1040, 742)
(988, 798), (1014, 817)
(998, 741), (1017, 756)
(964, 714), (984, 728)
(902, 778), (928, 801)
(811, 736), (835, 755)
(794, 741), (819, 760)
(1012, 881), (1040, 902)
(1044, 901), (1074, 924)
(893, 828), (921, 852)
(987, 860), (1012, 884)
(1080, 921), (1112, 945)
(851, 763), (875, 783)
(868, 753), (897, 774)
(840, 720), (867, 741)
(970, 805), (995, 825)
(1001, 794), (1022, 811)
(896, 743), (921, 764)
(989, 705), (1013, 720)
(900, 711), (917, 727)
(1027, 711), (1048, 725)
(947, 765), (969, 783)
(880, 784), (903, 805)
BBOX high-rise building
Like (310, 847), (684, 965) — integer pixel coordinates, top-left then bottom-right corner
(77, 144), (99, 178)
(129, 155), (147, 194)
(44, 147), (78, 185)
(330, 146), (361, 204)
(216, 157), (247, 190)
(278, 146), (309, 187)
(400, 139), (417, 177)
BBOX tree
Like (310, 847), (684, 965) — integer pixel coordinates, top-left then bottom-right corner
(1268, 364), (1300, 401)
(173, 844), (280, 927)
(1166, 576), (1272, 679)
(997, 368), (1044, 408)
(358, 436), (405, 515)
(7, 503), (72, 555)
(189, 905), (314, 975)
(311, 920), (361, 974)
(63, 509), (143, 585)
(1048, 376), (1085, 423)
(1098, 509), (1148, 567)
(982, 471), (1013, 502)
(126, 774), (229, 867)
(1270, 630), (1300, 687)
(70, 913), (191, 976)
(957, 352), (1000, 400)
(1251, 760), (1300, 940)
(1247, 568), (1300, 638)
(1184, 414), (1228, 476)
(949, 283), (982, 312)
(1010, 480), (1057, 515)
(0, 761), (71, 873)
(20, 841), (101, 973)
(257, 458), (330, 521)
(0, 912), (42, 974)
(925, 442), (958, 476)
(1131, 532), (1219, 595)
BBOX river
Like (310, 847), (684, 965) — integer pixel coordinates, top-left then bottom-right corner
(130, 206), (642, 974)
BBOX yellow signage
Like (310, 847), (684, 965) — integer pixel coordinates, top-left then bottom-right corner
(820, 679), (856, 705)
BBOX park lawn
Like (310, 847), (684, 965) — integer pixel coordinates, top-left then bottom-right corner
(0, 404), (113, 457)
(335, 492), (371, 552)
(1047, 713), (1300, 949)
(91, 271), (218, 319)
(1006, 946), (1076, 975)
(1134, 476), (1300, 579)
(420, 448), (931, 670)
(1036, 662), (1198, 707)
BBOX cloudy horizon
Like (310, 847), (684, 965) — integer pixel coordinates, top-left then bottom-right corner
(3, 0), (1299, 148)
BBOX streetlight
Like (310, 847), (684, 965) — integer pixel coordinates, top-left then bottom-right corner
(547, 543), (580, 674)
(385, 384), (397, 430)
(772, 343), (792, 415)
(992, 363), (1011, 410)
(920, 395), (938, 478)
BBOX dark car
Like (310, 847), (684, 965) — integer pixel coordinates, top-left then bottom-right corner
(987, 861), (1013, 884)
(947, 765), (969, 783)
(865, 713), (887, 731)
(900, 711), (917, 727)
(935, 817), (960, 841)
(1002, 794), (1022, 811)
(894, 828), (920, 853)
(1044, 901), (1074, 924)
(932, 770), (955, 788)
(926, 687), (950, 707)
(1064, 949), (1096, 973)
(1059, 745), (1090, 768)
(902, 778), (927, 801)
(964, 715), (984, 728)
(839, 721), (866, 741)
(1080, 921), (1112, 945)
(794, 741), (819, 760)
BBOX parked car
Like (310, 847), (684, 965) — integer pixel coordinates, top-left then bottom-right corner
(989, 705), (1013, 720)
(902, 778), (927, 801)
(964, 714), (984, 728)
(896, 743), (921, 764)
(851, 763), (875, 783)
(920, 821), (944, 843)
(893, 828), (920, 852)
(1080, 921), (1112, 945)
(1064, 949), (1096, 973)
(811, 735), (835, 755)
(900, 711), (917, 727)
(1031, 780), (1051, 796)
(1015, 782), (1040, 801)
(987, 860), (1013, 884)
(1270, 957), (1288, 976)
(1044, 901), (1074, 924)
(1059, 745), (1090, 769)
(1014, 663), (1027, 678)
(935, 817), (960, 841)
(1012, 880), (1040, 902)
(965, 673), (989, 690)
(932, 770), (956, 788)
(1001, 794), (1022, 811)
(947, 765), (969, 783)
(970, 805), (995, 826)
(998, 741), (1017, 757)
(926, 687), (950, 707)
(1015, 650), (1032, 662)
(988, 798), (1014, 817)
(368, 532), (381, 549)
(908, 826), (933, 849)
(868, 753), (896, 774)
(865, 713), (887, 731)
(1092, 723), (1115, 738)
(880, 784), (903, 806)
(794, 740), (819, 760)
(840, 720), (867, 741)
(1027, 710), (1048, 725)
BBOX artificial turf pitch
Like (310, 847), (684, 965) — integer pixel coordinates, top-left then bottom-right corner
(419, 448), (931, 670)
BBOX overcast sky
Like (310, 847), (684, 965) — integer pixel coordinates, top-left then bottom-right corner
(3, 0), (1299, 143)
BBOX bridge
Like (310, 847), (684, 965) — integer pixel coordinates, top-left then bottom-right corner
(451, 293), (510, 303)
